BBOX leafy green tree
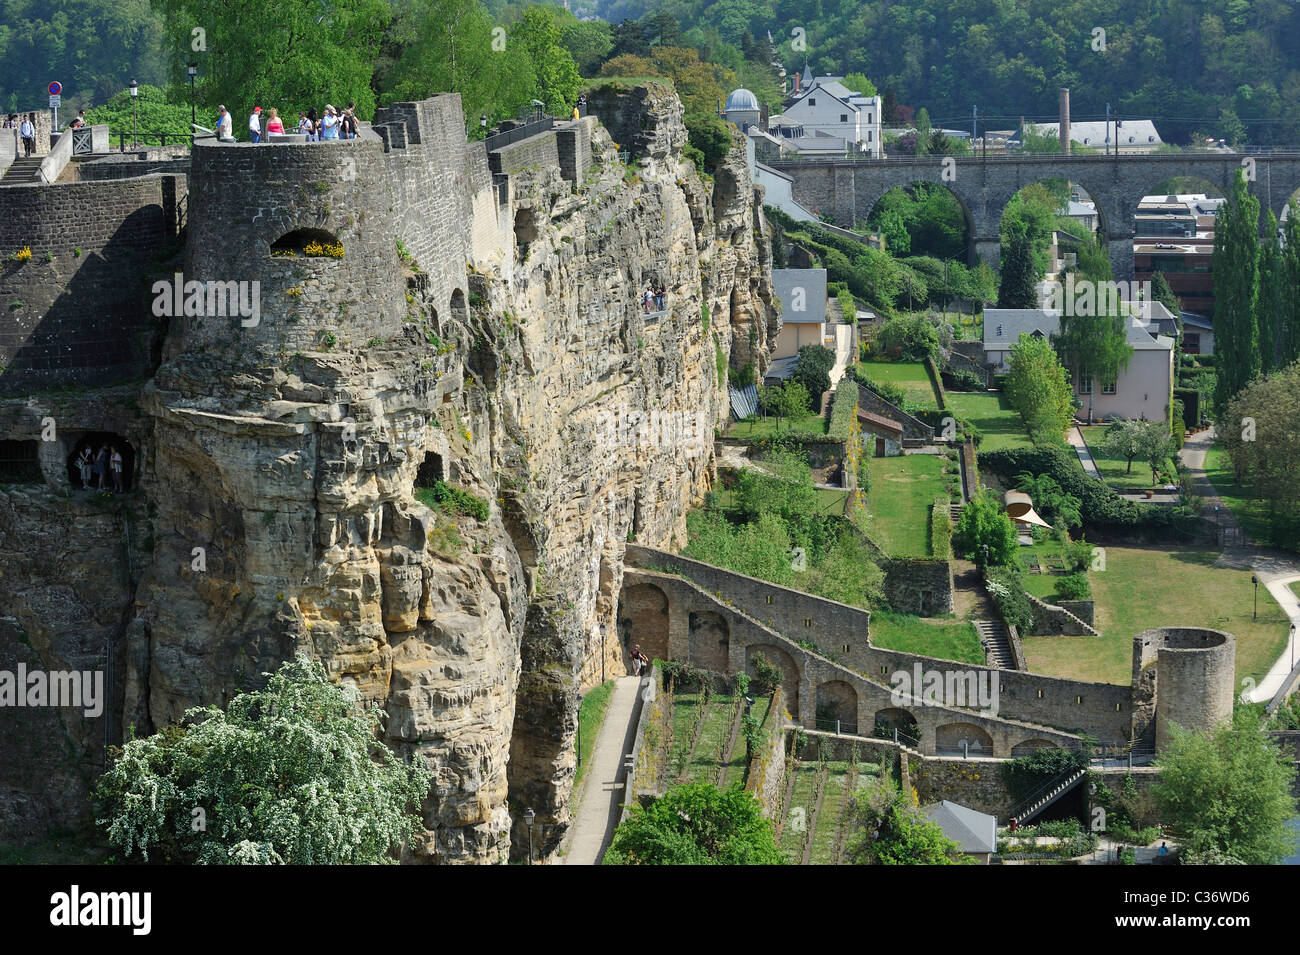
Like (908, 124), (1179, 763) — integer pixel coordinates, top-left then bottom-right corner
(1154, 708), (1297, 865)
(1138, 422), (1176, 483)
(845, 774), (969, 865)
(877, 314), (940, 361)
(808, 529), (887, 606)
(758, 378), (811, 429)
(1019, 124), (1064, 153)
(793, 343), (835, 409)
(1150, 271), (1182, 345)
(96, 656), (432, 864)
(84, 84), (192, 140)
(997, 229), (1038, 309)
(153, 0), (390, 121)
(953, 491), (1019, 568)
(842, 72), (877, 96)
(511, 6), (584, 115)
(1052, 309), (1133, 424)
(1221, 361), (1300, 550)
(1005, 333), (1075, 439)
(1101, 419), (1147, 474)
(604, 781), (786, 865)
(382, 0), (534, 130)
(557, 14), (614, 76)
(1212, 170), (1261, 417)
(914, 107), (932, 157)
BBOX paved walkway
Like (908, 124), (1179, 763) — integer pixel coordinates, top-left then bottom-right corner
(1066, 425), (1102, 480)
(562, 674), (643, 865)
(1178, 427), (1300, 702)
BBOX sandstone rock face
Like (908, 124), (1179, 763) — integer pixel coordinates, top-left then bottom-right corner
(0, 89), (776, 862)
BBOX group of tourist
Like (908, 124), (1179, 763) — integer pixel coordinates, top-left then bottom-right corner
(642, 285), (666, 313)
(215, 103), (360, 143)
(74, 444), (125, 493)
(3, 113), (38, 157)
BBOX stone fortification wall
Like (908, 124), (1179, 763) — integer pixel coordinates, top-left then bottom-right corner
(0, 174), (185, 391)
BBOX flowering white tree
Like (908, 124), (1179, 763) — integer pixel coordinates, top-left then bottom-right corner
(97, 656), (431, 864)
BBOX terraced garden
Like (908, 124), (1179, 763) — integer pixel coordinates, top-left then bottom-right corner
(772, 753), (884, 865)
(857, 360), (938, 409)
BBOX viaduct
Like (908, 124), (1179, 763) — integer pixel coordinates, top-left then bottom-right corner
(769, 153), (1300, 279)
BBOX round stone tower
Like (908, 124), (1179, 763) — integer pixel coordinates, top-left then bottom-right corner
(172, 133), (407, 364)
(1141, 627), (1235, 751)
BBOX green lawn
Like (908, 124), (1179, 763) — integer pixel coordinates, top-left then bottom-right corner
(1080, 425), (1172, 491)
(857, 360), (938, 409)
(575, 680), (615, 792)
(1023, 545), (1290, 687)
(864, 453), (952, 557)
(869, 612), (986, 664)
(1203, 441), (1274, 544)
(945, 391), (1032, 453)
(725, 411), (826, 440)
(1018, 539), (1088, 603)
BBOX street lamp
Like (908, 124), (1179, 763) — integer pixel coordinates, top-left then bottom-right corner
(981, 543), (990, 571)
(480, 115), (487, 132)
(129, 78), (139, 148)
(186, 65), (198, 132)
(575, 693), (583, 770)
(523, 808), (536, 865)
(1252, 574), (1258, 621)
(1290, 623), (1295, 671)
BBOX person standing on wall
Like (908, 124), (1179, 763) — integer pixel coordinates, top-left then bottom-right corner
(320, 105), (340, 140)
(249, 106), (262, 143)
(265, 108), (284, 137)
(19, 114), (35, 157)
(216, 105), (234, 142)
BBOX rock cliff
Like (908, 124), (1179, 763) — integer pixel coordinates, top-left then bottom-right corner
(0, 86), (776, 863)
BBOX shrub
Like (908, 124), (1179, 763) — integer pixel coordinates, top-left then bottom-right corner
(985, 567), (1033, 632)
(826, 384), (858, 441)
(794, 344), (836, 408)
(948, 369), (984, 391)
(1000, 746), (1088, 803)
(750, 651), (783, 695)
(604, 782), (786, 865)
(1055, 572), (1092, 600)
(416, 480), (490, 522)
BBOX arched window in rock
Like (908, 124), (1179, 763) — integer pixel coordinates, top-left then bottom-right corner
(66, 432), (136, 491)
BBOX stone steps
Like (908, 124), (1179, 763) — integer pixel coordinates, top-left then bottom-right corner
(3, 157), (44, 182)
(973, 618), (1015, 669)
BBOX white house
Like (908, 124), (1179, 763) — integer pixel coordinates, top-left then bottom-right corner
(1021, 119), (1163, 154)
(774, 76), (883, 158)
(772, 268), (827, 359)
(983, 307), (1175, 422)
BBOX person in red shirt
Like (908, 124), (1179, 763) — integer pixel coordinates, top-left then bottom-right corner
(266, 108), (285, 136)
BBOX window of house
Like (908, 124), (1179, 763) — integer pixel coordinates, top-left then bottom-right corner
(1078, 375), (1092, 394)
(840, 114), (848, 122)
(808, 98), (816, 106)
(1102, 380), (1116, 395)
(1184, 333), (1201, 353)
(867, 130), (872, 141)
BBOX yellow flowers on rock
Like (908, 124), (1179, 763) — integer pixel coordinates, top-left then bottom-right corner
(303, 240), (345, 258)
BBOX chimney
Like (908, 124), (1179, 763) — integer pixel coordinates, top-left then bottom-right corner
(1059, 88), (1071, 155)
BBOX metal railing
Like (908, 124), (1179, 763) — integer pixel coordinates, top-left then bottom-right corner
(118, 132), (191, 151)
(766, 148), (1300, 167)
(483, 116), (554, 153)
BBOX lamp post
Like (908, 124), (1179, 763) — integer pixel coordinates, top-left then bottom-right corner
(1252, 574), (1258, 621)
(480, 115), (487, 133)
(186, 65), (198, 133)
(981, 543), (989, 572)
(523, 808), (535, 865)
(129, 78), (139, 148)
(1290, 623), (1295, 671)
(576, 693), (583, 770)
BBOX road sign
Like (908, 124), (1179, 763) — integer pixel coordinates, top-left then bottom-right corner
(48, 81), (61, 96)
(49, 94), (61, 108)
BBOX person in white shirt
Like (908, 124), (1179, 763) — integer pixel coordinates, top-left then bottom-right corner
(216, 106), (233, 141)
(249, 106), (262, 143)
(19, 114), (35, 157)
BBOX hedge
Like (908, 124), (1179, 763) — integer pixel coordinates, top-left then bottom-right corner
(930, 497), (953, 559)
(979, 444), (1193, 533)
(827, 382), (858, 442)
(985, 568), (1033, 632)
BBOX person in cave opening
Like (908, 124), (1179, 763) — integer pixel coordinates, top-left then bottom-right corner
(110, 446), (124, 492)
(92, 445), (109, 490)
(630, 644), (649, 676)
(76, 446), (93, 490)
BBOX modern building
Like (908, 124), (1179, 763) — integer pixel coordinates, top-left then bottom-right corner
(983, 307), (1175, 422)
(1179, 311), (1214, 355)
(771, 268), (828, 359)
(1132, 194), (1220, 317)
(773, 75), (883, 158)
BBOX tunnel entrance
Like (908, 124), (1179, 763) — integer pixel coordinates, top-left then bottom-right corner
(416, 450), (444, 486)
(67, 433), (135, 491)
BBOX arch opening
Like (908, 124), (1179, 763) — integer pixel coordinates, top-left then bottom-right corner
(0, 439), (41, 484)
(67, 433), (135, 491)
(270, 228), (344, 256)
(815, 680), (858, 734)
(935, 721), (994, 757)
(687, 610), (730, 671)
(873, 707), (919, 744)
(619, 583), (670, 664)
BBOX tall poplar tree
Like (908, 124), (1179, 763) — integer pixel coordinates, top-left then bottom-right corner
(1280, 200), (1300, 367)
(1256, 210), (1282, 374)
(1212, 171), (1260, 417)
(997, 229), (1038, 309)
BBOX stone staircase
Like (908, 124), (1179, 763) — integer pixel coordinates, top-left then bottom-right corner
(974, 618), (1015, 669)
(949, 501), (963, 523)
(2, 156), (44, 183)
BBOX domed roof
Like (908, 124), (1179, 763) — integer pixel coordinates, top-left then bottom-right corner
(725, 88), (759, 112)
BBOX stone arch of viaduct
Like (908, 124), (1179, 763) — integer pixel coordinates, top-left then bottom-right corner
(773, 155), (1300, 281)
